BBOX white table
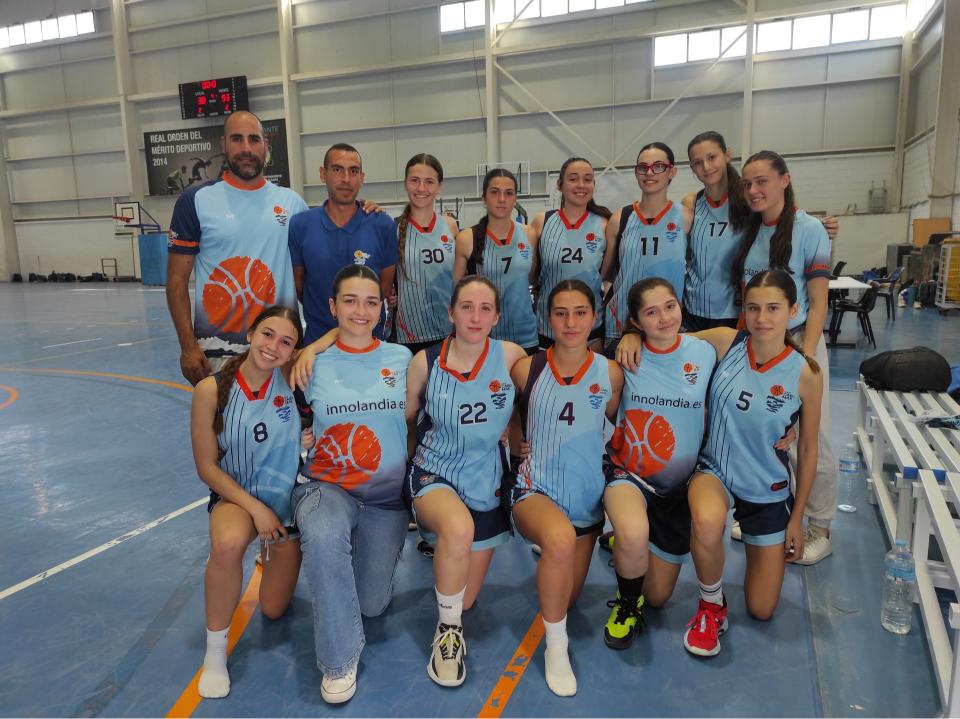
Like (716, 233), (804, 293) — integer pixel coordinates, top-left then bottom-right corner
(828, 276), (872, 346)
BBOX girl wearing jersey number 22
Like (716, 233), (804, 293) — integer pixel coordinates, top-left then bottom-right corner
(404, 276), (528, 688)
(509, 279), (623, 697)
(190, 305), (305, 699)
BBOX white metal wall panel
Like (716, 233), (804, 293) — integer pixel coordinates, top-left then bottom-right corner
(68, 108), (125, 151)
(3, 67), (67, 110)
(652, 60), (743, 100)
(909, 56), (940, 137)
(752, 87), (825, 152)
(827, 45), (900, 81)
(823, 79), (898, 149)
(754, 55), (827, 88)
(902, 136), (933, 208)
(612, 40), (653, 104)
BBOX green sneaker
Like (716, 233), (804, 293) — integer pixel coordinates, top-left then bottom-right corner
(603, 593), (645, 650)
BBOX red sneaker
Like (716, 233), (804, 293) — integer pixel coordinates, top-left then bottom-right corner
(683, 598), (728, 657)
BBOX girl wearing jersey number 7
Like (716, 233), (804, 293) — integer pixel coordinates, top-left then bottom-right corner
(190, 305), (304, 699)
(509, 279), (623, 697)
(404, 275), (528, 688)
(682, 270), (822, 657)
(454, 169), (540, 354)
(530, 157), (611, 350)
(603, 142), (692, 354)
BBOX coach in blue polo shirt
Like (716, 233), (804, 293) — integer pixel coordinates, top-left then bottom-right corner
(289, 143), (397, 343)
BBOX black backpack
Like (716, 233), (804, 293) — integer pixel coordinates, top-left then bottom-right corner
(859, 346), (952, 392)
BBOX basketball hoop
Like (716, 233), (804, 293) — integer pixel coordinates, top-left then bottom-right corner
(113, 201), (161, 236)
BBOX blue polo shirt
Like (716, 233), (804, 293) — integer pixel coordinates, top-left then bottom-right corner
(288, 201), (398, 343)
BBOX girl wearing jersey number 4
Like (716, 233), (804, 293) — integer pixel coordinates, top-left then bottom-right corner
(405, 276), (527, 688)
(510, 279), (623, 697)
(603, 142), (692, 353)
(683, 270), (822, 657)
(190, 305), (305, 699)
(454, 168), (539, 354)
(390, 154), (460, 354)
(530, 157), (611, 350)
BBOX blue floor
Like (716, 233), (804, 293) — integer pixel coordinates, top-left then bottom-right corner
(0, 283), (956, 717)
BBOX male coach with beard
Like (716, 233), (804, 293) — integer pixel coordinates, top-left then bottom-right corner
(288, 143), (397, 344)
(166, 111), (308, 385)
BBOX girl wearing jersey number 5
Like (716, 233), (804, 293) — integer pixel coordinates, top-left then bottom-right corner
(454, 169), (540, 354)
(190, 305), (305, 699)
(682, 270), (822, 658)
(404, 275), (528, 688)
(510, 279), (623, 697)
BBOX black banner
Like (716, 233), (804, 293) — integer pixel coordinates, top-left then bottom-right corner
(144, 118), (290, 196)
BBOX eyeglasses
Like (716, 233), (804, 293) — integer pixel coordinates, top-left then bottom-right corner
(635, 162), (673, 175)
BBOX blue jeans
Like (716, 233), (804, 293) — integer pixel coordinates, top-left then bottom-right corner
(293, 481), (408, 677)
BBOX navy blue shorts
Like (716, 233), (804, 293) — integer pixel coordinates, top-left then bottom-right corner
(603, 460), (691, 563)
(403, 463), (512, 551)
(693, 468), (795, 547)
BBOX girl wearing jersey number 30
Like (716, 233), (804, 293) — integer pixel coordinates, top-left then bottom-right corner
(404, 276), (527, 688)
(510, 279), (623, 697)
(683, 270), (822, 658)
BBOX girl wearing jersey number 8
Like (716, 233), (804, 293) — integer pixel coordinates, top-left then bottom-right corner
(190, 305), (305, 699)
(509, 279), (623, 696)
(404, 275), (528, 688)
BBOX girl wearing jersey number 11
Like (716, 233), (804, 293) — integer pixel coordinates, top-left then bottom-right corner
(509, 279), (623, 697)
(404, 275), (528, 688)
(683, 270), (822, 657)
(190, 305), (305, 699)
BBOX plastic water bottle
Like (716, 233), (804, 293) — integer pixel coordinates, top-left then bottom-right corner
(880, 540), (916, 634)
(837, 443), (860, 513)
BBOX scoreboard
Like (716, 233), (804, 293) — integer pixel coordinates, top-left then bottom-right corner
(178, 76), (249, 120)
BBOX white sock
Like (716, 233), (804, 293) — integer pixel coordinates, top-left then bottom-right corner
(436, 586), (465, 627)
(542, 616), (576, 697)
(198, 628), (230, 699)
(699, 579), (723, 607)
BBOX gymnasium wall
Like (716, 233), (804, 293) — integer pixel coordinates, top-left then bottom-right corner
(0, 0), (946, 278)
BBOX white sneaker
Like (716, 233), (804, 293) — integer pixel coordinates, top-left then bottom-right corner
(730, 520), (742, 542)
(427, 623), (466, 687)
(321, 663), (358, 704)
(795, 526), (832, 566)
(531, 543), (542, 555)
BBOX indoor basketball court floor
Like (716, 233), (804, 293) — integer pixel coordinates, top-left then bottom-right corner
(0, 283), (951, 717)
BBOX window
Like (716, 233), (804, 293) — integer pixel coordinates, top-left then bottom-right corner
(831, 9), (869, 43)
(568, 0), (594, 11)
(7, 24), (24, 45)
(517, 0), (540, 19)
(57, 14), (77, 38)
(76, 11), (95, 34)
(464, 0), (485, 26)
(757, 19), (792, 53)
(721, 25), (747, 57)
(541, 0), (568, 17)
(654, 33), (687, 66)
(907, 0), (934, 30)
(870, 4), (906, 40)
(596, 0), (625, 8)
(792, 14), (830, 50)
(688, 29), (720, 62)
(24, 20), (42, 44)
(494, 0), (514, 23)
(440, 3), (465, 32)
(41, 18), (59, 41)
(0, 27), (8, 49)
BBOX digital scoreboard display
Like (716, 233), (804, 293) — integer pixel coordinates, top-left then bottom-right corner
(178, 76), (248, 120)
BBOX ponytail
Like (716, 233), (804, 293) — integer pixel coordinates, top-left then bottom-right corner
(783, 331), (821, 375)
(725, 163), (751, 233)
(586, 198), (612, 220)
(213, 353), (245, 438)
(397, 203), (412, 279)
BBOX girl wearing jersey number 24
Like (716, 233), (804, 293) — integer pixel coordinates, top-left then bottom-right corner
(190, 305), (306, 699)
(404, 276), (528, 688)
(510, 279), (623, 697)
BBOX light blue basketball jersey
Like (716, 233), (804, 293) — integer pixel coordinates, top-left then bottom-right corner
(536, 209), (606, 338)
(685, 193), (742, 319)
(741, 210), (831, 329)
(218, 367), (300, 526)
(478, 222), (538, 349)
(301, 340), (412, 510)
(605, 201), (687, 340)
(413, 338), (515, 511)
(169, 174), (308, 357)
(394, 213), (455, 344)
(518, 349), (612, 527)
(611, 335), (717, 496)
(699, 332), (805, 503)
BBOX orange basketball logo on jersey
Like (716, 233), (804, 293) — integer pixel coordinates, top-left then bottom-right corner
(273, 205), (289, 226)
(610, 409), (676, 477)
(682, 362), (700, 385)
(770, 384), (785, 397)
(310, 422), (382, 489)
(381, 368), (397, 388)
(202, 256), (276, 333)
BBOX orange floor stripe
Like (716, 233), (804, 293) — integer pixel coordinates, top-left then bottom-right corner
(0, 384), (19, 411)
(477, 613), (545, 718)
(166, 566), (263, 718)
(0, 367), (192, 393)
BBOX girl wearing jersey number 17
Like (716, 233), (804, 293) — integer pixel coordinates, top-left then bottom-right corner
(190, 305), (305, 699)
(509, 279), (623, 696)
(404, 276), (528, 688)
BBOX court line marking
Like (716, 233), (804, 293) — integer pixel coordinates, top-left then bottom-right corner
(478, 613), (545, 718)
(0, 498), (207, 602)
(41, 337), (103, 349)
(166, 568), (263, 719)
(0, 384), (18, 411)
(0, 367), (192, 393)
(0, 335), (173, 366)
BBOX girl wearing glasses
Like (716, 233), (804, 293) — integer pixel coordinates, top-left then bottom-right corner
(530, 157), (611, 351)
(602, 142), (691, 353)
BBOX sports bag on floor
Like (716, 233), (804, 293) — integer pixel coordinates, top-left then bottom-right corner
(859, 346), (952, 392)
